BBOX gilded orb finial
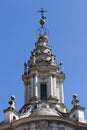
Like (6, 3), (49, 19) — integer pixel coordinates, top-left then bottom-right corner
(40, 19), (45, 26)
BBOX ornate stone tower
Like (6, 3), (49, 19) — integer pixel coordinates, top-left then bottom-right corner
(0, 9), (87, 130)
(22, 9), (65, 113)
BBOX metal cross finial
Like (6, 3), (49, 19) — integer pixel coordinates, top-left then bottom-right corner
(37, 8), (47, 19)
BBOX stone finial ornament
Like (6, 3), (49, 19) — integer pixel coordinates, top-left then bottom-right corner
(71, 94), (79, 107)
(59, 61), (63, 73)
(9, 96), (16, 109)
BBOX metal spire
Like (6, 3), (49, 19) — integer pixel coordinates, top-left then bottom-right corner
(36, 8), (49, 37)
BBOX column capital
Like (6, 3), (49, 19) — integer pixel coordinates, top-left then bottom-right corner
(56, 73), (65, 82)
(48, 72), (56, 77)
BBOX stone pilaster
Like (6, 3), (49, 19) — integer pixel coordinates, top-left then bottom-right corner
(50, 74), (53, 96)
(35, 74), (38, 98)
(60, 82), (64, 103)
(53, 75), (56, 97)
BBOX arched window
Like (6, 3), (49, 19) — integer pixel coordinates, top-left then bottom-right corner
(40, 83), (47, 100)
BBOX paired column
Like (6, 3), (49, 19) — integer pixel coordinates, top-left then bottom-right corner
(50, 74), (57, 97)
(24, 72), (39, 104)
(56, 81), (64, 103)
(31, 73), (38, 98)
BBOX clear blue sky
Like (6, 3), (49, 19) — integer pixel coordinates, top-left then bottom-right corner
(0, 0), (87, 121)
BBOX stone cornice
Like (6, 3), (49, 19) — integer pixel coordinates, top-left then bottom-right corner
(0, 115), (87, 130)
(56, 73), (65, 82)
(22, 68), (65, 83)
(36, 44), (51, 50)
(22, 64), (58, 80)
(70, 105), (85, 114)
(3, 107), (19, 116)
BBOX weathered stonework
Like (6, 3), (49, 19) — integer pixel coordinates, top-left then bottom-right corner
(0, 9), (87, 130)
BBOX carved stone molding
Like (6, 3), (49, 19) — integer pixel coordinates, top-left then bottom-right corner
(38, 121), (51, 130)
(39, 74), (47, 80)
